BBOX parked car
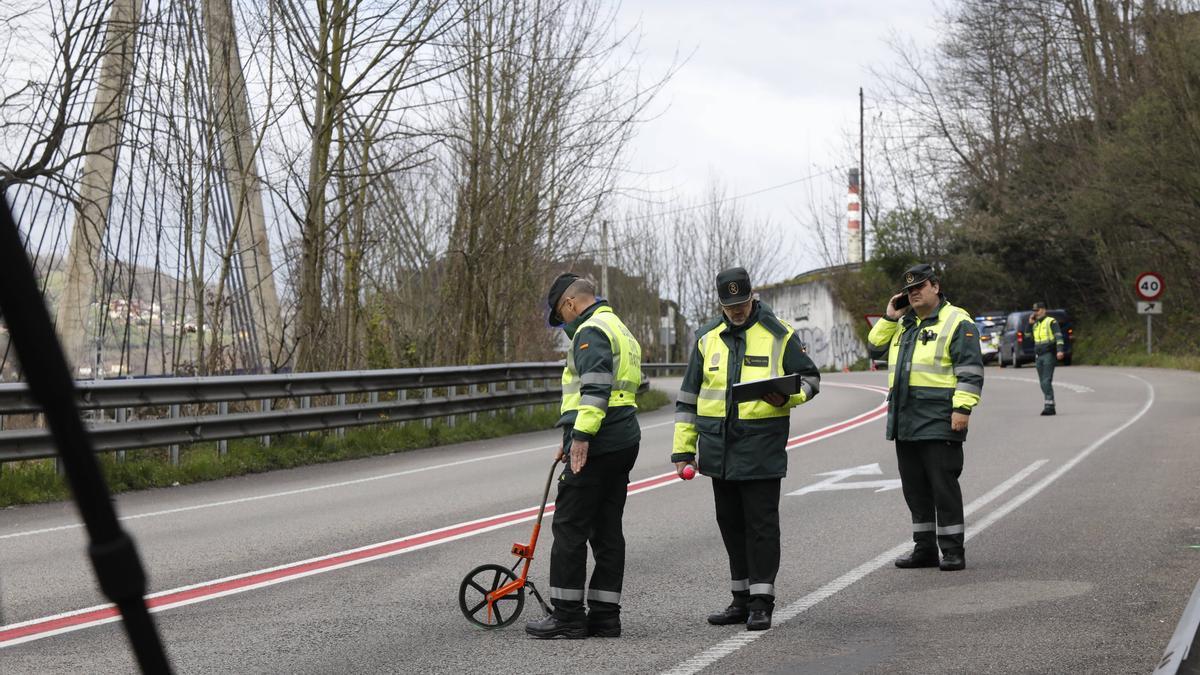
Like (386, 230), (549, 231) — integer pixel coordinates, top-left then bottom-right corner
(973, 312), (1005, 364)
(997, 309), (1074, 367)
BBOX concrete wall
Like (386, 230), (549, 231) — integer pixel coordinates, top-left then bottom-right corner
(757, 278), (866, 370)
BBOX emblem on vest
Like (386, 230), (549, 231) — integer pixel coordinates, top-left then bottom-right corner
(743, 355), (769, 367)
(709, 351), (721, 371)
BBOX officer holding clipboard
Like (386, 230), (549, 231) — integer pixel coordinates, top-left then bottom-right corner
(671, 267), (821, 631)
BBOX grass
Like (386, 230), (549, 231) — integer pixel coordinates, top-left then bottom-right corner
(0, 388), (673, 509)
(1070, 313), (1200, 372)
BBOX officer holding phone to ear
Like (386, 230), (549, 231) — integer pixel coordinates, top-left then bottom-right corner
(867, 264), (983, 571)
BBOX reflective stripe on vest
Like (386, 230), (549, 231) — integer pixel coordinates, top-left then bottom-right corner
(696, 320), (792, 420)
(560, 307), (642, 415)
(886, 305), (970, 390)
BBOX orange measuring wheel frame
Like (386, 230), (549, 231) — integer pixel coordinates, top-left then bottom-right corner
(458, 458), (558, 628)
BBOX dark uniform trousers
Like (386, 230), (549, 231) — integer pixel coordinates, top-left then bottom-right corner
(1035, 350), (1056, 406)
(549, 443), (639, 622)
(896, 440), (965, 554)
(712, 477), (781, 612)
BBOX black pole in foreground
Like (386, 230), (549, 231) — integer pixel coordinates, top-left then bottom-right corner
(0, 192), (171, 672)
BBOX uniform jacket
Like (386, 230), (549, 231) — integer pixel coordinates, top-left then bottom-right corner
(867, 299), (984, 443)
(670, 301), (820, 480)
(556, 301), (641, 455)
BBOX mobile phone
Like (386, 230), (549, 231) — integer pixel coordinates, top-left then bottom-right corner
(893, 293), (910, 310)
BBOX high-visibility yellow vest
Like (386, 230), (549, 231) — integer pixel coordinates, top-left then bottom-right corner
(1033, 316), (1061, 347)
(879, 302), (981, 410)
(694, 319), (803, 422)
(560, 306), (642, 435)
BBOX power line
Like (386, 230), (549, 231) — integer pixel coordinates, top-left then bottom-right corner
(623, 166), (843, 221)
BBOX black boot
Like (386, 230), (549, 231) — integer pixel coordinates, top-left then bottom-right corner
(525, 614), (586, 639)
(586, 613), (621, 638)
(894, 547), (940, 569)
(939, 552), (966, 571)
(746, 609), (772, 631)
(706, 605), (749, 625)
(1040, 405), (1056, 416)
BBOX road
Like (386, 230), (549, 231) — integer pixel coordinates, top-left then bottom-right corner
(1, 366), (1198, 673)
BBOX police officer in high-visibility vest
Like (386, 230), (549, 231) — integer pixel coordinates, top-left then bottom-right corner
(1029, 301), (1064, 416)
(526, 273), (642, 640)
(672, 267), (821, 631)
(867, 263), (983, 572)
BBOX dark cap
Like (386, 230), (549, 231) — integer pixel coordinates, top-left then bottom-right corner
(716, 267), (753, 306)
(900, 263), (938, 291)
(1032, 301), (1047, 310)
(546, 272), (580, 327)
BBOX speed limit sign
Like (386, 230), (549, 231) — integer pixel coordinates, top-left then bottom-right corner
(1135, 272), (1164, 301)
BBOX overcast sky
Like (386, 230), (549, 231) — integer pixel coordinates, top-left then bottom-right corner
(612, 0), (945, 278)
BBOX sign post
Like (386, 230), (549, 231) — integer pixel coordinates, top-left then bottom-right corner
(1135, 272), (1164, 355)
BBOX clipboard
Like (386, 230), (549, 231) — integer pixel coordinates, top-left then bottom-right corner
(730, 373), (801, 403)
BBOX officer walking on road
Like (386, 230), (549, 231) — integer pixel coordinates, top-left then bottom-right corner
(1029, 301), (1065, 416)
(866, 264), (983, 572)
(671, 267), (821, 631)
(526, 274), (642, 639)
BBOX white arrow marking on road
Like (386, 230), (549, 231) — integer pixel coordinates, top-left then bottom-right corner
(787, 463), (902, 496)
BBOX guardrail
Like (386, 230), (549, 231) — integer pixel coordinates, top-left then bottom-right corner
(0, 363), (665, 463)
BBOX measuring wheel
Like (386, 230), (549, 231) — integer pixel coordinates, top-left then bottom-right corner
(458, 563), (525, 628)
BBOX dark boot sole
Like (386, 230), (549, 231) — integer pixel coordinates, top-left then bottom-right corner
(526, 627), (587, 639)
(707, 615), (749, 626)
(746, 621), (771, 631)
(894, 559), (940, 569)
(587, 627), (621, 638)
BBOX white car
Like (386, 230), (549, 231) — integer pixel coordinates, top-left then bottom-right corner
(975, 319), (1001, 363)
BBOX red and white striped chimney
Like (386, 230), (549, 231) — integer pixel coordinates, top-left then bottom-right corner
(847, 168), (862, 264)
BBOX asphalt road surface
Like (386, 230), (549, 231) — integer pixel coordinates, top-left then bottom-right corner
(1, 366), (1198, 674)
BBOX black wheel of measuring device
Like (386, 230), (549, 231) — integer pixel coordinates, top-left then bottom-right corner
(459, 564), (525, 629)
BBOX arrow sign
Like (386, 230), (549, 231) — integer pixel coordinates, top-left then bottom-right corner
(787, 463), (902, 496)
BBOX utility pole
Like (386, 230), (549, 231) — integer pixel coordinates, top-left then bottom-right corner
(601, 219), (609, 299)
(859, 87), (867, 263)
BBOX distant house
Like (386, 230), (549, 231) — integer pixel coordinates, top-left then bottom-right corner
(755, 264), (867, 371)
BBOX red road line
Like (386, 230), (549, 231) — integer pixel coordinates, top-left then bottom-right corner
(1, 384), (887, 647)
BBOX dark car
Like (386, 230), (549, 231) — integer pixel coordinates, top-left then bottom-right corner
(997, 309), (1073, 367)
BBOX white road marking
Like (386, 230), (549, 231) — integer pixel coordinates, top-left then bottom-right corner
(990, 375), (1095, 393)
(0, 421), (674, 540)
(787, 463), (902, 496)
(663, 372), (1154, 674)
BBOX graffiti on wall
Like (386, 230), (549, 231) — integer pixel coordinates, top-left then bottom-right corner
(794, 322), (864, 370)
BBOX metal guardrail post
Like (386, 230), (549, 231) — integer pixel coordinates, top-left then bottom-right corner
(168, 404), (180, 466)
(487, 382), (497, 417)
(448, 385), (457, 428)
(116, 407), (127, 462)
(260, 399), (272, 447)
(336, 394), (347, 438)
(424, 388), (433, 429)
(217, 402), (229, 456)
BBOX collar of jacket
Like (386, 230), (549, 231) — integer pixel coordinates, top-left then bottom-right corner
(903, 298), (949, 328)
(720, 300), (788, 337)
(563, 300), (609, 339)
